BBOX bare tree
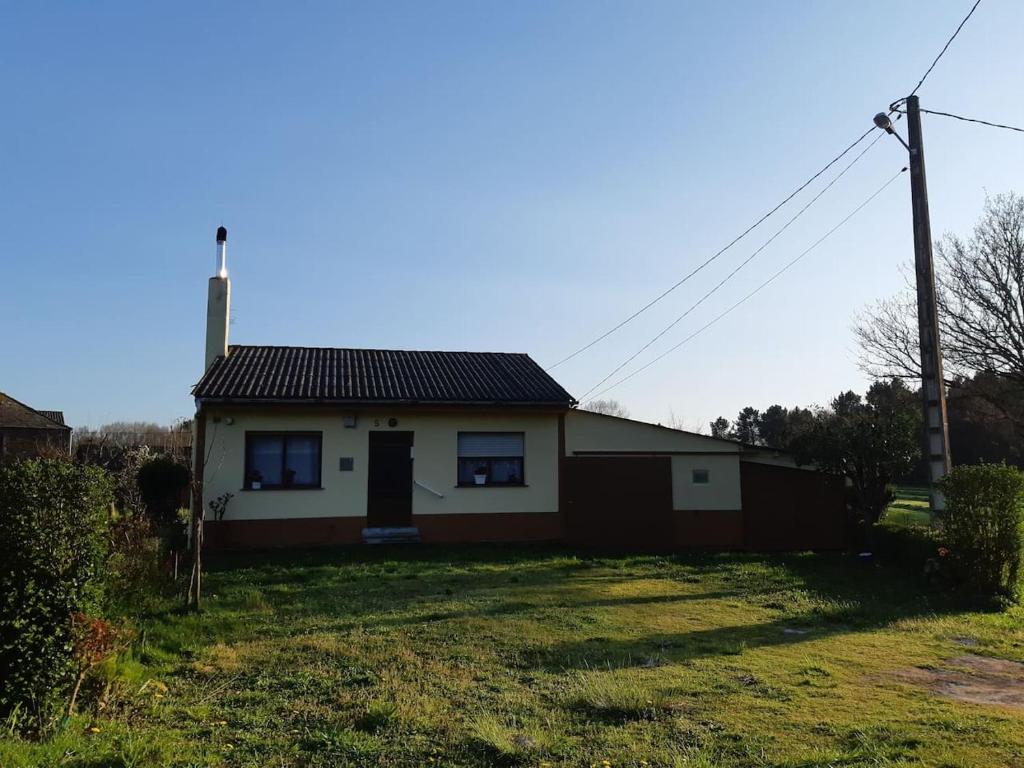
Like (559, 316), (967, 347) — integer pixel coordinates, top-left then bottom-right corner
(854, 193), (1024, 424)
(74, 418), (193, 466)
(938, 194), (1024, 382)
(581, 398), (630, 418)
(854, 290), (922, 382)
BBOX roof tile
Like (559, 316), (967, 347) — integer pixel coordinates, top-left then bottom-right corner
(193, 346), (576, 406)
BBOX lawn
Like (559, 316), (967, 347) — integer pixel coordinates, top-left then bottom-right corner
(884, 485), (933, 528)
(4, 547), (1024, 767)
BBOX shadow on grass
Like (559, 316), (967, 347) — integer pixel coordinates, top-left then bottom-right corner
(514, 554), (975, 671)
(518, 610), (889, 671)
(167, 546), (984, 668)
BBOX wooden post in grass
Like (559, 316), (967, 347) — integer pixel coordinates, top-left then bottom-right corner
(188, 405), (206, 611)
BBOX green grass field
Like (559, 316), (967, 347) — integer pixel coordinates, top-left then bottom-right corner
(884, 485), (933, 528)
(4, 547), (1024, 767)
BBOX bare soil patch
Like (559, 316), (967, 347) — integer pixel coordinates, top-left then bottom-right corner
(883, 654), (1024, 710)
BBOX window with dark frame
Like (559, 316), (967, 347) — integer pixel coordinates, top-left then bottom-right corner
(244, 432), (322, 490)
(457, 432), (525, 486)
(692, 468), (710, 484)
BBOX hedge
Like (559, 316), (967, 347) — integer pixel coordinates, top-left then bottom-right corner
(938, 463), (1024, 599)
(0, 459), (112, 734)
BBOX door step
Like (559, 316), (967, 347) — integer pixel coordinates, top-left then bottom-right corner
(362, 526), (421, 545)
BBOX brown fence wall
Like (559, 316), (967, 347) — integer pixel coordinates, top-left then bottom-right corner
(740, 461), (847, 551)
(563, 455), (846, 552)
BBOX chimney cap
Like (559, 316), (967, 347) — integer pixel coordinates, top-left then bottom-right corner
(216, 226), (228, 243)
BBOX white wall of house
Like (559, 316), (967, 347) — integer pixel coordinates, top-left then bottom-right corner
(201, 407), (560, 521)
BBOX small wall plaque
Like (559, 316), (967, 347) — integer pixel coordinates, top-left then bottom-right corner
(339, 457), (354, 471)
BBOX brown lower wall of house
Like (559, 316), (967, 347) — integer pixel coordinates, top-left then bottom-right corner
(204, 512), (564, 549)
(416, 512), (563, 543)
(0, 427), (70, 460)
(672, 510), (744, 549)
(204, 517), (365, 550)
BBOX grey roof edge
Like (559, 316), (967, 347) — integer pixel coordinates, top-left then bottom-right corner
(226, 344), (541, 356)
(193, 397), (574, 408)
(570, 409), (788, 453)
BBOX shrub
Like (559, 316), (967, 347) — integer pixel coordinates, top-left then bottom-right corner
(0, 459), (112, 735)
(873, 520), (939, 573)
(66, 613), (133, 716)
(104, 513), (169, 616)
(136, 455), (190, 526)
(938, 463), (1024, 599)
(113, 446), (150, 517)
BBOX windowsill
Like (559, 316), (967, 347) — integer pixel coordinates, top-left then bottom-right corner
(240, 486), (325, 492)
(455, 483), (529, 489)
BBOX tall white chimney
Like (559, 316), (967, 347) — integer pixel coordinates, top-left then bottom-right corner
(205, 226), (231, 370)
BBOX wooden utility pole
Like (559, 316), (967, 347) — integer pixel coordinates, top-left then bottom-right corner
(905, 95), (952, 510)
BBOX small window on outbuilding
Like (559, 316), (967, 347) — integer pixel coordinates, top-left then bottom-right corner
(692, 468), (710, 484)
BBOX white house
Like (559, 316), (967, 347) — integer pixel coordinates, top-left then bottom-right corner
(192, 228), (845, 550)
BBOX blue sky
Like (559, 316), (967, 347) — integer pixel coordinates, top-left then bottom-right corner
(2, 1), (1022, 429)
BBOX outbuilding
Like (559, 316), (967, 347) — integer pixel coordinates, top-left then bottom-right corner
(0, 392), (72, 460)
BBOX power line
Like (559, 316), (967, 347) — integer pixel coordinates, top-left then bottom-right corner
(917, 108), (1024, 134)
(585, 166), (907, 401)
(577, 131), (885, 400)
(551, 0), (983, 377)
(908, 0), (983, 97)
(545, 124), (876, 371)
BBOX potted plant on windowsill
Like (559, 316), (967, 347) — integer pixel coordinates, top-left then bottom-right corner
(473, 466), (488, 485)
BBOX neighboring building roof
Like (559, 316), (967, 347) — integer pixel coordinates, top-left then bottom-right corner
(0, 393), (72, 430)
(193, 345), (577, 407)
(37, 410), (66, 426)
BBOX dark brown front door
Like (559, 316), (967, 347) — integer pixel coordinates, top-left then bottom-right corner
(367, 431), (414, 528)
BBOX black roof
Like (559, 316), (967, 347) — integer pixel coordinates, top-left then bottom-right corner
(0, 393), (71, 431)
(193, 346), (576, 407)
(37, 410), (66, 426)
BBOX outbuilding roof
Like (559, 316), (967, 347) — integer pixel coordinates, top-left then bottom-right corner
(0, 393), (71, 430)
(37, 410), (66, 425)
(193, 345), (576, 407)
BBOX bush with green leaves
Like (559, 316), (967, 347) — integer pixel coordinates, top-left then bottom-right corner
(136, 454), (190, 525)
(104, 513), (169, 616)
(938, 463), (1024, 599)
(873, 520), (939, 574)
(0, 459), (112, 735)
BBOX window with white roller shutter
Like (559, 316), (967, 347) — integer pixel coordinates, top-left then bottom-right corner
(457, 432), (525, 486)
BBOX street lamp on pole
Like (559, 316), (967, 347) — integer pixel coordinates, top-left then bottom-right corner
(873, 112), (911, 152)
